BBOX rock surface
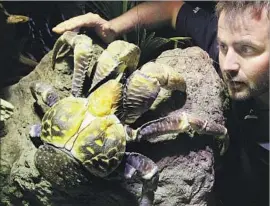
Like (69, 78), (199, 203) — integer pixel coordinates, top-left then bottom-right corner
(0, 45), (228, 206)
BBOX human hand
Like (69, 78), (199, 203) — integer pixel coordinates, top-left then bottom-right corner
(52, 12), (117, 43)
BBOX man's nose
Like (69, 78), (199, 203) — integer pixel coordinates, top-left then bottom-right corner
(222, 49), (240, 73)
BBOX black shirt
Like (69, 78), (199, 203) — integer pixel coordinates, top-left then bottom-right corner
(175, 3), (218, 66)
(175, 3), (269, 206)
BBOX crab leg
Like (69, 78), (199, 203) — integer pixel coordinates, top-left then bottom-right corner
(121, 152), (159, 206)
(122, 70), (161, 124)
(122, 62), (186, 124)
(71, 35), (94, 97)
(140, 62), (186, 92)
(51, 31), (94, 97)
(51, 31), (77, 69)
(127, 112), (229, 155)
(90, 40), (140, 91)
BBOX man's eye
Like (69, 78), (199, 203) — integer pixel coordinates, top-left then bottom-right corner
(219, 43), (228, 54)
(240, 45), (255, 55)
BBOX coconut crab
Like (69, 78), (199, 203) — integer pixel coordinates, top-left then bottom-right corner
(29, 31), (229, 206)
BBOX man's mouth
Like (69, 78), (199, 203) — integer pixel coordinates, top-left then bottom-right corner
(227, 81), (244, 89)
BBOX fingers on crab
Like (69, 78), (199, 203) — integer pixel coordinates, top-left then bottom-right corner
(122, 70), (161, 124)
(90, 40), (141, 90)
(123, 152), (159, 206)
(87, 80), (122, 117)
(0, 98), (14, 122)
(134, 112), (229, 154)
(140, 62), (186, 92)
(30, 81), (59, 107)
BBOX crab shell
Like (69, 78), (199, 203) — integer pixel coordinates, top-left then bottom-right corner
(38, 81), (127, 178)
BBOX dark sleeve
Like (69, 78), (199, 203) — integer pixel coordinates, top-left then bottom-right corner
(175, 3), (219, 64)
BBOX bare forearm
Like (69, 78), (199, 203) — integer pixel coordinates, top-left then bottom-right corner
(52, 1), (184, 43)
(110, 1), (184, 37)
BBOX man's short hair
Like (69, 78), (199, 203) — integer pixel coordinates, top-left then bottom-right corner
(215, 1), (270, 20)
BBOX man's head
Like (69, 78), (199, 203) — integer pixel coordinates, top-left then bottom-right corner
(216, 1), (269, 101)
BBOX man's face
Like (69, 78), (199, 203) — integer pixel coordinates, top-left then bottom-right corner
(217, 8), (269, 101)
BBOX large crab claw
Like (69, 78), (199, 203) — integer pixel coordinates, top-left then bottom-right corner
(89, 40), (141, 91)
(122, 62), (186, 124)
(52, 31), (95, 97)
(52, 31), (141, 97)
(126, 112), (229, 155)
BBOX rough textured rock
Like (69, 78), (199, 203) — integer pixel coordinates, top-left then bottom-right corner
(0, 45), (228, 206)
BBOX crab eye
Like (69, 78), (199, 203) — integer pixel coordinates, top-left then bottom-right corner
(46, 92), (59, 107)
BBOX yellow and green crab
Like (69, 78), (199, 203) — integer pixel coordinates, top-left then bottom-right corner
(29, 31), (229, 206)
